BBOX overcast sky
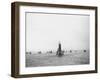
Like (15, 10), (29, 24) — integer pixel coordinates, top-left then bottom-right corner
(26, 12), (90, 52)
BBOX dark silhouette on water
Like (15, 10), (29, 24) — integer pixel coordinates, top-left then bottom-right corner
(56, 42), (64, 57)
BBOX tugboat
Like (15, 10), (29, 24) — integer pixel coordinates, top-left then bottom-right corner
(56, 42), (64, 57)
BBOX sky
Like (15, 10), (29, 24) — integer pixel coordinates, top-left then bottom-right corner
(26, 12), (90, 52)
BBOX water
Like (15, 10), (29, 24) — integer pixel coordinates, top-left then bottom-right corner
(26, 52), (89, 67)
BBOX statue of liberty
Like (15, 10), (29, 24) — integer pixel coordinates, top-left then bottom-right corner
(56, 42), (64, 57)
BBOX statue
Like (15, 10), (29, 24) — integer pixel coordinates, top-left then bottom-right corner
(56, 42), (64, 57)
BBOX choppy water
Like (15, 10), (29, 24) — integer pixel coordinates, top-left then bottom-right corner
(26, 52), (89, 67)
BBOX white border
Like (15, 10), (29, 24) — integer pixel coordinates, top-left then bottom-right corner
(19, 6), (95, 74)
